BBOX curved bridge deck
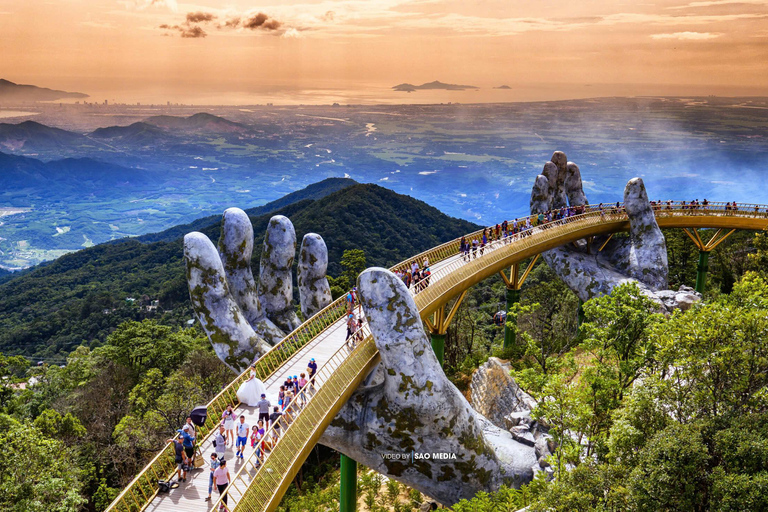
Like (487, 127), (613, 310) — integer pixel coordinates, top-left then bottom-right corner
(107, 202), (768, 512)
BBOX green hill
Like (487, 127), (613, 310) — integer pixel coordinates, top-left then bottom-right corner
(0, 183), (478, 360)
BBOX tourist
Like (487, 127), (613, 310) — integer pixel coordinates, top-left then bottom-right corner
(277, 386), (285, 409)
(250, 424), (260, 449)
(346, 289), (354, 314)
(459, 236), (466, 258)
(346, 313), (356, 342)
(235, 415), (249, 459)
(298, 373), (308, 405)
(257, 393), (271, 429)
(206, 452), (221, 502)
(269, 406), (283, 440)
(222, 405), (236, 446)
(307, 358), (318, 380)
(213, 459), (231, 511)
(214, 425), (226, 460)
(182, 418), (196, 463)
(169, 437), (187, 483)
(283, 388), (295, 422)
(471, 238), (478, 259)
(177, 425), (195, 468)
(255, 420), (267, 458)
(292, 375), (300, 396)
(355, 318), (364, 343)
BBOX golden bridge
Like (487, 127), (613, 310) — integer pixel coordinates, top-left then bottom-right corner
(106, 201), (768, 512)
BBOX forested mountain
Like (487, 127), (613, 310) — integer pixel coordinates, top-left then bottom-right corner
(0, 183), (478, 360)
(136, 177), (357, 243)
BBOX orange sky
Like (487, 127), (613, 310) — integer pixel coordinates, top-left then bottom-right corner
(1, 0), (767, 103)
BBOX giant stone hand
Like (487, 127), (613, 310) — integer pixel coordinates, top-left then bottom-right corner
(531, 151), (699, 311)
(183, 209), (332, 372)
(319, 268), (540, 505)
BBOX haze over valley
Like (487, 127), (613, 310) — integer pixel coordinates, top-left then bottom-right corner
(1, 95), (767, 269)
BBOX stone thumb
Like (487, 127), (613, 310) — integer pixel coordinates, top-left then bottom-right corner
(184, 232), (271, 372)
(357, 268), (450, 398)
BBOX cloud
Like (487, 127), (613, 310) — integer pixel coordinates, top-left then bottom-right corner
(243, 13), (282, 31)
(651, 31), (723, 39)
(181, 25), (206, 38)
(222, 18), (241, 28)
(159, 23), (207, 38)
(133, 0), (178, 12)
(186, 12), (216, 24)
(669, 0), (768, 9)
(282, 28), (304, 38)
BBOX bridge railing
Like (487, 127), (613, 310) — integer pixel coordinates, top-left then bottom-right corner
(209, 324), (377, 512)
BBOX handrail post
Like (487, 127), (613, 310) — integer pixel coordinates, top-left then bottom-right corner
(339, 454), (358, 512)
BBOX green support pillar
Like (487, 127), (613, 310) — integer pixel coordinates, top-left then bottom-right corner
(340, 454), (358, 512)
(431, 333), (446, 367)
(695, 250), (710, 294)
(503, 287), (521, 351)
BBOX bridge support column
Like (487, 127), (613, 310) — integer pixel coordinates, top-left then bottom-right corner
(499, 255), (540, 352)
(430, 333), (446, 367)
(424, 290), (468, 368)
(696, 251), (710, 294)
(503, 287), (520, 351)
(682, 228), (735, 295)
(340, 454), (358, 512)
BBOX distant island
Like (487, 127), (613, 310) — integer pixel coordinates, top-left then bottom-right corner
(0, 79), (88, 102)
(494, 85), (512, 89)
(392, 80), (479, 92)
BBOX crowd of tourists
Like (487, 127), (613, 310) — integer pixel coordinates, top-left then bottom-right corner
(164, 353), (320, 510)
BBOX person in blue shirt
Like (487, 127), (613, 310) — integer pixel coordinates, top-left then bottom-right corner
(235, 415), (249, 459)
(177, 427), (195, 464)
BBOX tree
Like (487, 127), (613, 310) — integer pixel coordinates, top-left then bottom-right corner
(0, 414), (87, 512)
(0, 353), (28, 410)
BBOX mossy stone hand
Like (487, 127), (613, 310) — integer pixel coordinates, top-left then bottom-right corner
(530, 151), (699, 311)
(184, 209), (331, 372)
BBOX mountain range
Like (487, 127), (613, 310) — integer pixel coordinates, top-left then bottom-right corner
(0, 79), (88, 102)
(0, 181), (478, 359)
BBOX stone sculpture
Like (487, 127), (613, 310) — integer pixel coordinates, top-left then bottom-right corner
(531, 151), (700, 312)
(319, 268), (540, 504)
(184, 209), (331, 372)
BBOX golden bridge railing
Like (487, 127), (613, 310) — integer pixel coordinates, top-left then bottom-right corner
(108, 200), (768, 512)
(209, 324), (378, 512)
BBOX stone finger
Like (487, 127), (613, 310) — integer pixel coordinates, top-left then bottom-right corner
(184, 231), (271, 372)
(565, 162), (587, 207)
(218, 208), (286, 344)
(357, 268), (449, 398)
(258, 215), (301, 333)
(530, 175), (551, 215)
(298, 233), (332, 319)
(623, 177), (668, 290)
(550, 151), (568, 209)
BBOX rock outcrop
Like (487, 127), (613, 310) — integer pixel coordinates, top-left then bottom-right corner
(470, 357), (554, 475)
